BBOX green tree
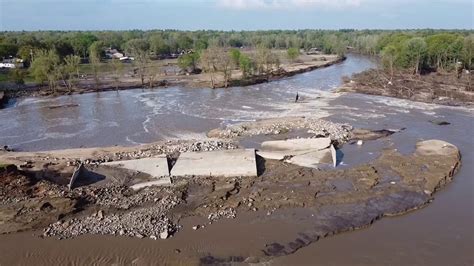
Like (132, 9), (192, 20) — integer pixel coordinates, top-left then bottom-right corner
(402, 37), (427, 74)
(426, 34), (458, 71)
(255, 45), (280, 77)
(462, 35), (474, 70)
(239, 54), (254, 78)
(287, 47), (300, 62)
(150, 35), (170, 56)
(0, 43), (18, 59)
(71, 33), (98, 58)
(29, 50), (61, 91)
(177, 52), (200, 73)
(381, 45), (397, 79)
(17, 45), (35, 66)
(60, 54), (81, 91)
(111, 58), (124, 90)
(229, 49), (241, 67)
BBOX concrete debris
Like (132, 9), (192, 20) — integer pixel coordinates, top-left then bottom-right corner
(102, 156), (170, 178)
(68, 163), (85, 190)
(130, 178), (172, 191)
(171, 149), (257, 177)
(208, 117), (352, 143)
(257, 138), (336, 168)
(43, 195), (180, 239)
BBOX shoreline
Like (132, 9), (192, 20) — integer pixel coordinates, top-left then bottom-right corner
(0, 55), (346, 103)
(339, 69), (474, 107)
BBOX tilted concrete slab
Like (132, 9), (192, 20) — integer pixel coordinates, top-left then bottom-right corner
(257, 138), (336, 169)
(102, 156), (170, 179)
(171, 149), (257, 177)
(68, 163), (85, 190)
(330, 144), (337, 168)
(286, 149), (332, 168)
(261, 137), (331, 151)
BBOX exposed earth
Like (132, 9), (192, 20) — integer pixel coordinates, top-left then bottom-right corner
(0, 116), (462, 264)
(340, 69), (473, 106)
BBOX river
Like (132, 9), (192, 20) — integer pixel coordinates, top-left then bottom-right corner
(0, 54), (472, 265)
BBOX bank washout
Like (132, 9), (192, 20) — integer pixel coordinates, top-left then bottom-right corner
(339, 69), (473, 106)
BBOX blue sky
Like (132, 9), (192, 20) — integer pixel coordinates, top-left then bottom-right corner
(1, 0), (473, 31)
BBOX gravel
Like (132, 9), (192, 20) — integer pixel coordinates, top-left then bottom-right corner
(211, 118), (352, 143)
(43, 194), (181, 239)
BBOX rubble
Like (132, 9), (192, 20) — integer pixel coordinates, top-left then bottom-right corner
(43, 194), (180, 239)
(208, 117), (352, 144)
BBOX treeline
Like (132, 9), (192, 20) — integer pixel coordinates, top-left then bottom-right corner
(0, 29), (472, 89)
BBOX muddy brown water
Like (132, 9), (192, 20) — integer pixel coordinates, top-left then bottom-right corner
(0, 55), (473, 265)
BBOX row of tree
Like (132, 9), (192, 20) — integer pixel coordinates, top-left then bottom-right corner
(1, 29), (472, 89)
(0, 30), (352, 63)
(2, 30), (471, 60)
(375, 33), (473, 77)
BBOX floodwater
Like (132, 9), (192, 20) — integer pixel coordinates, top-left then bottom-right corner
(0, 55), (373, 151)
(0, 54), (473, 265)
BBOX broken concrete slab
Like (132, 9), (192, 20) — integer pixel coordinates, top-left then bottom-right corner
(257, 138), (337, 168)
(330, 144), (337, 167)
(261, 137), (331, 151)
(130, 177), (172, 191)
(102, 156), (169, 178)
(68, 163), (85, 190)
(286, 149), (332, 168)
(171, 149), (257, 177)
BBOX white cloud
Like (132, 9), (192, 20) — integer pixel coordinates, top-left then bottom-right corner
(217, 0), (364, 10)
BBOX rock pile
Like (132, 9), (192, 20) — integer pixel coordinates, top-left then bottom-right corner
(43, 194), (180, 240)
(66, 140), (238, 167)
(209, 118), (352, 143)
(207, 207), (237, 222)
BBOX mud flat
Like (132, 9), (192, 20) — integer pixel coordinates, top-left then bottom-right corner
(0, 131), (462, 264)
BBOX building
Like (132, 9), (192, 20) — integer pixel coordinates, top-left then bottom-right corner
(105, 48), (125, 59)
(306, 48), (322, 55)
(0, 58), (24, 69)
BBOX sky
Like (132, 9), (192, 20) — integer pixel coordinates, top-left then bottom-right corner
(0, 0), (473, 31)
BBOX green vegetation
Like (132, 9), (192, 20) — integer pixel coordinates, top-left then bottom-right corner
(177, 52), (200, 73)
(0, 29), (472, 88)
(287, 47), (300, 62)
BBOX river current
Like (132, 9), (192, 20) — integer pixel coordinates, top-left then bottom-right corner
(0, 54), (472, 265)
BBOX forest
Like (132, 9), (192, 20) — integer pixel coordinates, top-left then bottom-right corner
(0, 29), (473, 88)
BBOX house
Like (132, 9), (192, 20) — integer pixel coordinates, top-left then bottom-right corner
(0, 58), (24, 68)
(105, 48), (124, 59)
(306, 48), (322, 55)
(119, 56), (134, 62)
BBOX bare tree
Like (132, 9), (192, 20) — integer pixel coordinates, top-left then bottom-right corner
(60, 55), (80, 92)
(200, 46), (219, 88)
(89, 41), (103, 89)
(125, 39), (150, 87)
(111, 58), (123, 90)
